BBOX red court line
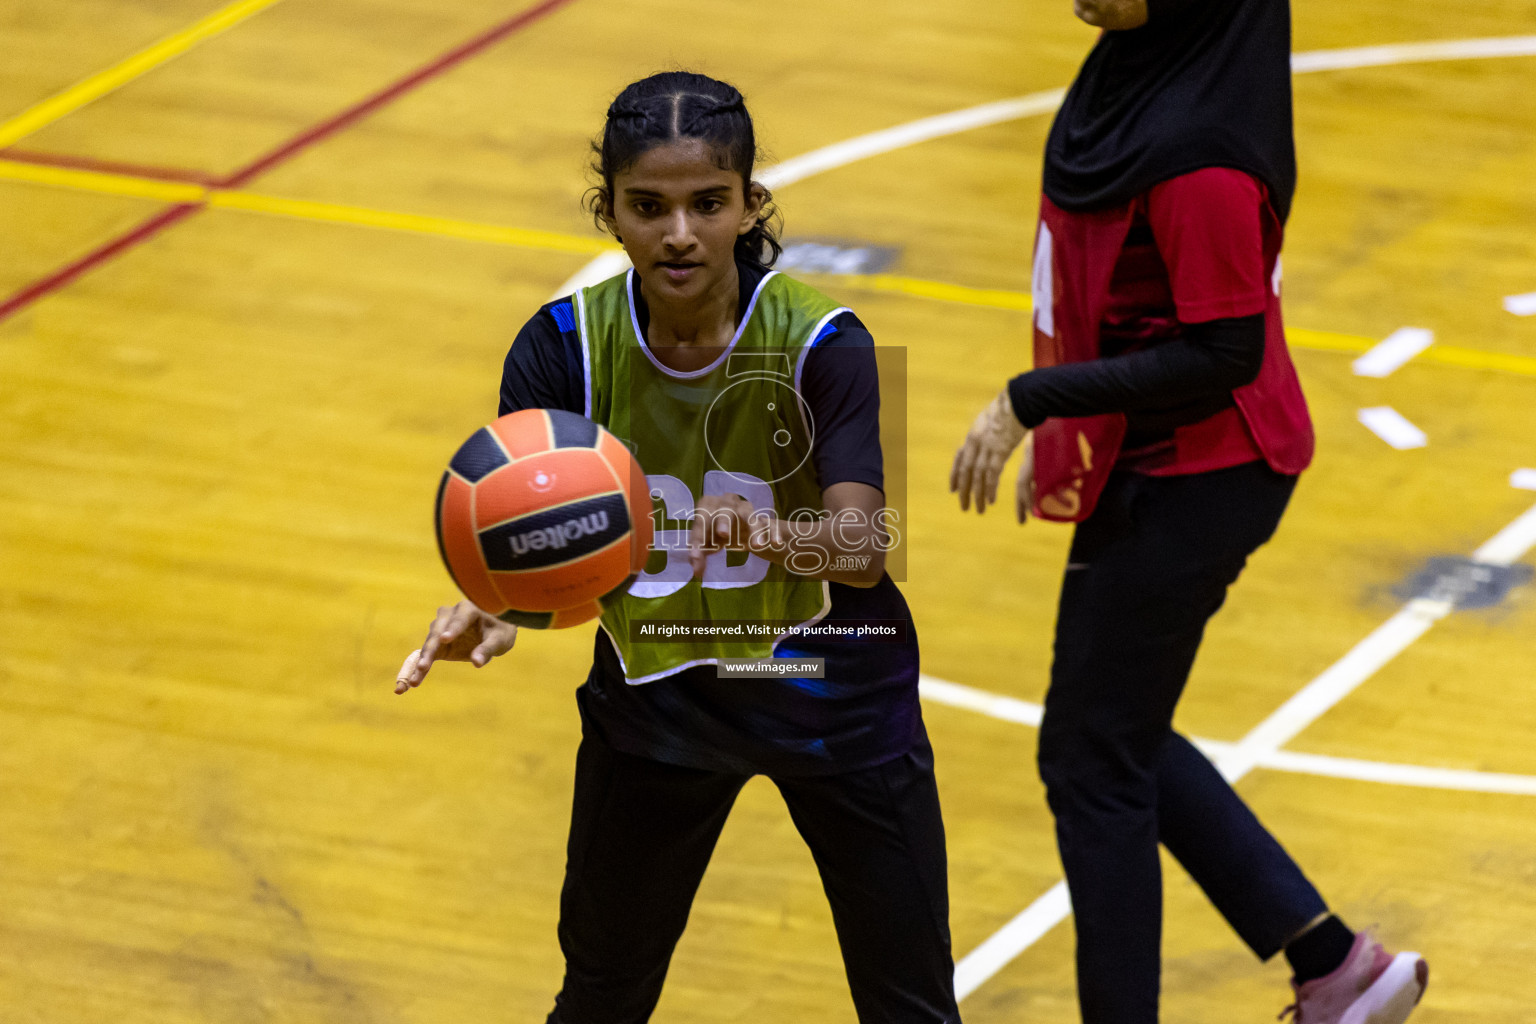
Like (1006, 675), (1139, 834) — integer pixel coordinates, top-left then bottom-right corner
(220, 0), (579, 189)
(0, 147), (218, 186)
(0, 0), (580, 325)
(0, 204), (202, 321)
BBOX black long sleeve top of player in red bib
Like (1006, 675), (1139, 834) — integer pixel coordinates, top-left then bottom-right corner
(1007, 313), (1263, 431)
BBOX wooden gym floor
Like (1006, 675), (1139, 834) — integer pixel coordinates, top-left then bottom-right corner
(1, 1), (1534, 1020)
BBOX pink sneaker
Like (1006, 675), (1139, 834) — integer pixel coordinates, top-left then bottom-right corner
(1280, 931), (1428, 1024)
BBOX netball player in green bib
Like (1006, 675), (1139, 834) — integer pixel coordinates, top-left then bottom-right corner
(396, 72), (960, 1023)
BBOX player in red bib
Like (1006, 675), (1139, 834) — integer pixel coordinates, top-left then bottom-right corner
(951, 1), (1428, 1022)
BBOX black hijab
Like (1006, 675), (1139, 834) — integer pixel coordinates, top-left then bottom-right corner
(1043, 0), (1297, 222)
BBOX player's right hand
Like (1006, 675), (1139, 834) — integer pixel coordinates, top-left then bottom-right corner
(950, 390), (1029, 515)
(394, 600), (517, 695)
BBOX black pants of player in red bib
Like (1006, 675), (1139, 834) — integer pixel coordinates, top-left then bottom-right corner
(545, 722), (960, 1024)
(1037, 461), (1328, 1024)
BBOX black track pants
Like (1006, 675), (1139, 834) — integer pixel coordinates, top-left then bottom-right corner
(1037, 463), (1328, 1024)
(546, 728), (960, 1023)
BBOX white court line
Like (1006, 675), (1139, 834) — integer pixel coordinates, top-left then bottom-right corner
(918, 674), (1042, 727)
(756, 90), (1068, 191)
(1472, 499), (1536, 566)
(1195, 739), (1536, 797)
(1290, 35), (1536, 73)
(920, 678), (1536, 797)
(949, 498), (1536, 1000)
(553, 35), (1536, 299)
(1512, 469), (1536, 492)
(1253, 749), (1536, 797)
(1352, 327), (1434, 377)
(1358, 406), (1428, 449)
(954, 880), (1073, 998)
(1505, 292), (1536, 317)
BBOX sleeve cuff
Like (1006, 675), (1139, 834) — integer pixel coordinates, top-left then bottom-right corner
(1007, 374), (1044, 430)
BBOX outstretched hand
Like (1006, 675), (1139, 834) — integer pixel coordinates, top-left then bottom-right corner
(950, 390), (1030, 515)
(394, 600), (518, 695)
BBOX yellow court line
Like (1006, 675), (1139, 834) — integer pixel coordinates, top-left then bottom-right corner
(1277, 328), (1536, 375)
(0, 159), (205, 203)
(206, 192), (621, 257)
(825, 284), (1536, 377)
(0, 0), (287, 149)
(1420, 344), (1536, 377)
(0, 159), (618, 257)
(821, 273), (1035, 313)
(828, 277), (1379, 353)
(829, 280), (1382, 358)
(1285, 326), (1373, 355)
(2, 154), (1530, 379)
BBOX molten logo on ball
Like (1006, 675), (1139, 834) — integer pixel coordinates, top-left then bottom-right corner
(509, 510), (611, 556)
(479, 493), (632, 572)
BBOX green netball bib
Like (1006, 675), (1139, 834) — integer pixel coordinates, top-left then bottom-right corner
(573, 269), (851, 683)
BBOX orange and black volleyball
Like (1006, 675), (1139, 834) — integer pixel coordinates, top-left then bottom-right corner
(434, 409), (652, 629)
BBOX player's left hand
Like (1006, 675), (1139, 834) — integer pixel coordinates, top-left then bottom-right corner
(950, 390), (1029, 515)
(395, 600), (517, 695)
(688, 493), (760, 579)
(1014, 430), (1037, 525)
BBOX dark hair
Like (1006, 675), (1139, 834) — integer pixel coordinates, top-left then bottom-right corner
(586, 72), (781, 269)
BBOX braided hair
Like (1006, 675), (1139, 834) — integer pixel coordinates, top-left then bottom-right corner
(586, 72), (781, 268)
